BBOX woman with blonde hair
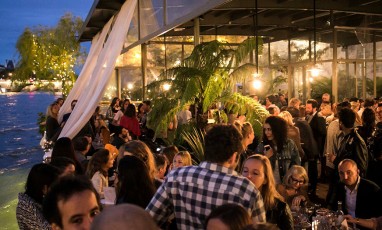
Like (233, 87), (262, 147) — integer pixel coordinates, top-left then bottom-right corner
(172, 151), (192, 169)
(277, 165), (309, 209)
(278, 111), (304, 160)
(241, 154), (293, 229)
(45, 102), (62, 142)
(351, 101), (363, 126)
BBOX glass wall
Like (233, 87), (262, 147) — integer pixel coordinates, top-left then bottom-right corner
(167, 0), (210, 24)
(113, 25), (382, 103)
(140, 0), (164, 38)
(125, 3), (139, 47)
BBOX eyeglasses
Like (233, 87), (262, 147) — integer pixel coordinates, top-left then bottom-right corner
(291, 177), (305, 185)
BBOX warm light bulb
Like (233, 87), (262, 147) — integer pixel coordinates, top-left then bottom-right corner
(311, 68), (320, 77)
(127, 83), (133, 90)
(163, 83), (171, 91)
(252, 79), (262, 89)
(308, 64), (321, 77)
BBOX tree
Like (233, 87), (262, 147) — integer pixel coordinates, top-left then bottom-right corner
(14, 13), (85, 96)
(146, 39), (269, 141)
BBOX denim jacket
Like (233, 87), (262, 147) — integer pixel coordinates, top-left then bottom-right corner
(256, 139), (301, 181)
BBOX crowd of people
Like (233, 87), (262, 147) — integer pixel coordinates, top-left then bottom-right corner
(16, 93), (382, 230)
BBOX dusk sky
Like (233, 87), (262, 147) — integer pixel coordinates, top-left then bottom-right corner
(0, 0), (94, 65)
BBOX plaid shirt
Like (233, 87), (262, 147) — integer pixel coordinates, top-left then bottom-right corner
(146, 162), (266, 229)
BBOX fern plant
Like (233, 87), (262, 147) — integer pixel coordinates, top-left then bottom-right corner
(147, 38), (269, 141)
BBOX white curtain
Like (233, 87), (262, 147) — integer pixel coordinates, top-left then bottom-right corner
(58, 17), (114, 123)
(59, 0), (137, 139)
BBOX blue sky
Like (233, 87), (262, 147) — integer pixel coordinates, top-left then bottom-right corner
(0, 0), (94, 65)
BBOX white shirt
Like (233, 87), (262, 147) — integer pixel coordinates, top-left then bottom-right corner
(345, 176), (360, 217)
(113, 110), (124, 125)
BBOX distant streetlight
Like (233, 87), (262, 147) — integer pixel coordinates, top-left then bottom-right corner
(127, 83), (133, 90)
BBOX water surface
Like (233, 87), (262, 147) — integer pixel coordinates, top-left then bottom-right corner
(0, 92), (56, 229)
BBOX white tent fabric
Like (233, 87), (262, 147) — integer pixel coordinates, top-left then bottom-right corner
(59, 0), (137, 139)
(58, 17), (114, 123)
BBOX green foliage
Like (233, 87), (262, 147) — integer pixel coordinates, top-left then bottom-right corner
(311, 76), (332, 99)
(377, 77), (382, 97)
(146, 97), (180, 138)
(180, 127), (205, 163)
(14, 13), (85, 96)
(221, 93), (268, 138)
(146, 38), (268, 142)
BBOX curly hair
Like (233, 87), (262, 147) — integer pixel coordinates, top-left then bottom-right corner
(204, 124), (243, 163)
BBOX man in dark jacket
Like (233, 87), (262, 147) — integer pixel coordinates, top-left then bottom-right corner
(327, 108), (369, 206)
(306, 99), (327, 182)
(330, 108), (368, 176)
(329, 159), (382, 230)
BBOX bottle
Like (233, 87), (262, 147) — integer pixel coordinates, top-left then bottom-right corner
(335, 201), (344, 228)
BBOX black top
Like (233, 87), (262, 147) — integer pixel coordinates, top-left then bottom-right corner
(45, 116), (60, 142)
(111, 136), (126, 149)
(266, 197), (294, 230)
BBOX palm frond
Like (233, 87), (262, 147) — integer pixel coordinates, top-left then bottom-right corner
(220, 93), (268, 137)
(202, 71), (228, 113)
(228, 63), (257, 87)
(147, 98), (181, 137)
(181, 127), (205, 163)
(180, 78), (201, 106)
(234, 37), (263, 66)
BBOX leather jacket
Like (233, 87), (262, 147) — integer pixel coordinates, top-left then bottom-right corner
(266, 198), (294, 230)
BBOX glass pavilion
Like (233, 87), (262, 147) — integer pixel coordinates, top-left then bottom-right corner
(80, 0), (382, 103)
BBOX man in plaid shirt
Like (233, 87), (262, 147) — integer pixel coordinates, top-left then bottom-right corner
(146, 124), (266, 229)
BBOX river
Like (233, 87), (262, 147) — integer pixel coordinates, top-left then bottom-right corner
(0, 92), (57, 229)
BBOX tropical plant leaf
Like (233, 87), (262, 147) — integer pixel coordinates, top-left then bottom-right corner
(202, 71), (227, 113)
(147, 39), (266, 142)
(180, 127), (205, 163)
(220, 93), (268, 137)
(228, 63), (257, 87)
(234, 37), (263, 66)
(147, 98), (180, 136)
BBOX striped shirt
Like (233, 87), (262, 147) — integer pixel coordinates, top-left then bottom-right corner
(146, 162), (266, 229)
